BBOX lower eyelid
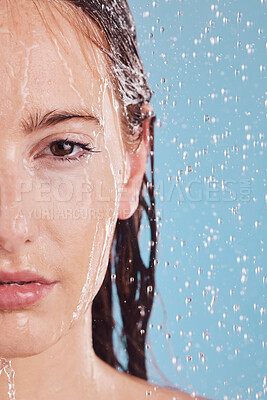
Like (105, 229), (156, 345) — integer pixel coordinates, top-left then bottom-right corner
(35, 152), (91, 168)
(34, 149), (91, 164)
(57, 152), (90, 163)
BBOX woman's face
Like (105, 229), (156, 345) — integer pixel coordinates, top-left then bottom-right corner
(0, 0), (127, 358)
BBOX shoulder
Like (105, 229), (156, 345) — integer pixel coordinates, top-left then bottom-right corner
(95, 357), (209, 400)
(145, 385), (209, 400)
(117, 371), (208, 400)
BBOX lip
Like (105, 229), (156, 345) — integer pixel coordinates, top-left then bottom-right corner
(0, 271), (58, 310)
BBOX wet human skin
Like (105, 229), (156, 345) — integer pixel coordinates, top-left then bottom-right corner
(0, 1), (157, 398)
(0, 0), (127, 361)
(0, 1), (204, 399)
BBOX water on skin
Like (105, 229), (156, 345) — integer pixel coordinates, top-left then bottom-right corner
(53, 38), (87, 109)
(0, 1), (146, 399)
(0, 359), (16, 400)
(92, 81), (121, 287)
(71, 78), (125, 324)
(71, 219), (100, 322)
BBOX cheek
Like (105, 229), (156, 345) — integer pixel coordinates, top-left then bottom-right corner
(37, 134), (122, 314)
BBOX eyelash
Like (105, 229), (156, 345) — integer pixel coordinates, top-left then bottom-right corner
(38, 138), (99, 164)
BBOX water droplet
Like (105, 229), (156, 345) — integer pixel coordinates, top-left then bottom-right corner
(147, 285), (153, 294)
(260, 307), (266, 316)
(166, 333), (171, 340)
(177, 364), (182, 372)
(235, 349), (240, 356)
(202, 330), (210, 341)
(237, 12), (243, 23)
(233, 304), (240, 312)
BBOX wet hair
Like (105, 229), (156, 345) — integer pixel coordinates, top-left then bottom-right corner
(63, 0), (156, 379)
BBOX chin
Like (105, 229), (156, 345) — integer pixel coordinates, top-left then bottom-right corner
(0, 310), (65, 360)
(0, 336), (45, 359)
(0, 345), (39, 360)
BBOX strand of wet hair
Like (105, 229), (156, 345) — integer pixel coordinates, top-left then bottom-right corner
(92, 118), (156, 379)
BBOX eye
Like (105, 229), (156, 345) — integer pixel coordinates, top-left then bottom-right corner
(35, 137), (100, 164)
(50, 140), (81, 157)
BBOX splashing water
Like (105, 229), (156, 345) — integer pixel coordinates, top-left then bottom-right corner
(0, 359), (16, 400)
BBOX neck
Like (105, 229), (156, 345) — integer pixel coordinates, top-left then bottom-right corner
(0, 307), (102, 400)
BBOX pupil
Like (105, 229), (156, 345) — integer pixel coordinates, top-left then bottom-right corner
(51, 141), (73, 156)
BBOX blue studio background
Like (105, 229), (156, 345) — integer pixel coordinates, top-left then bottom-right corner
(116, 1), (266, 399)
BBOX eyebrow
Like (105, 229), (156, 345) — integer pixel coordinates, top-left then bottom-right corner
(21, 109), (100, 134)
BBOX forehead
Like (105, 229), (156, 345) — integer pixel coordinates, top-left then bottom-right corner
(0, 0), (109, 121)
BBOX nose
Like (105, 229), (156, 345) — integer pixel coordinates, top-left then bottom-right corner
(0, 172), (38, 254)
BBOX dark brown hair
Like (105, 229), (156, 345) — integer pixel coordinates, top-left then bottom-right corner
(63, 0), (156, 380)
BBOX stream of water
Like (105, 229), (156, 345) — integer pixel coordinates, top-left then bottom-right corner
(0, 359), (16, 400)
